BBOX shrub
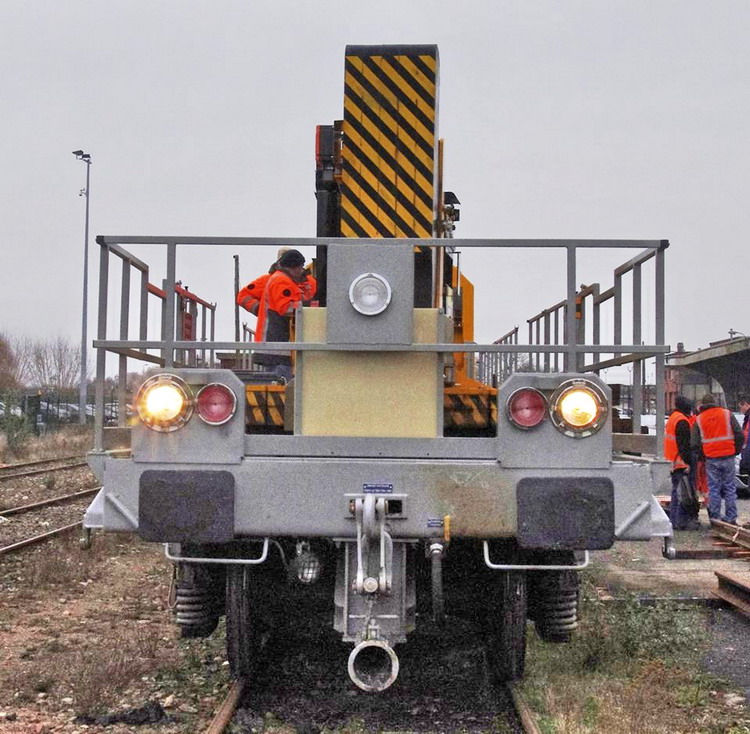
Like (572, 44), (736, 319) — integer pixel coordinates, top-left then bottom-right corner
(4, 415), (31, 455)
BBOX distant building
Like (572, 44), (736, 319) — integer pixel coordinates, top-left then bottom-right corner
(666, 341), (729, 410)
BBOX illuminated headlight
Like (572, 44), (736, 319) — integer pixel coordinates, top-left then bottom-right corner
(349, 273), (392, 316)
(550, 379), (608, 438)
(135, 374), (193, 432)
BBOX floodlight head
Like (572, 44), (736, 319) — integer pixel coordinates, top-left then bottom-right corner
(72, 150), (84, 156)
(81, 154), (91, 161)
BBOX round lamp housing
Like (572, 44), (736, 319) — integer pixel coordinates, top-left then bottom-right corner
(349, 273), (392, 316)
(550, 379), (608, 438)
(196, 383), (237, 426)
(135, 374), (193, 432)
(506, 387), (548, 430)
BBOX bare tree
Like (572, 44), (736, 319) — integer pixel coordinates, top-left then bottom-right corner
(6, 334), (35, 387)
(27, 336), (82, 391)
(0, 333), (19, 390)
(2, 334), (84, 391)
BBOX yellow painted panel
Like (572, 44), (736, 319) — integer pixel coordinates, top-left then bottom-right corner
(299, 309), (441, 438)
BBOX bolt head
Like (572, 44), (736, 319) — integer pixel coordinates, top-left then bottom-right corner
(363, 577), (379, 594)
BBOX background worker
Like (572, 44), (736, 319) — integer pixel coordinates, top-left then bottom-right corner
(691, 393), (744, 525)
(254, 249), (316, 379)
(236, 247), (291, 315)
(738, 394), (750, 479)
(690, 403), (709, 503)
(665, 396), (699, 530)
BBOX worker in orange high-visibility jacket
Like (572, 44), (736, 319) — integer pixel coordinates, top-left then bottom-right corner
(688, 406), (709, 499)
(738, 394), (750, 478)
(254, 249), (316, 380)
(690, 393), (744, 525)
(664, 396), (699, 530)
(236, 247), (292, 316)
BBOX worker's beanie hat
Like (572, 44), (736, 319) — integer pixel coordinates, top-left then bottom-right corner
(279, 249), (305, 268)
(700, 393), (716, 406)
(276, 247), (292, 260)
(675, 396), (693, 414)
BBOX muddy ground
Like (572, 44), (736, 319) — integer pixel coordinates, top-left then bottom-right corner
(0, 494), (749, 732)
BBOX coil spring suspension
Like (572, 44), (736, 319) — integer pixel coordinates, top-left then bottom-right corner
(173, 564), (225, 638)
(531, 570), (580, 643)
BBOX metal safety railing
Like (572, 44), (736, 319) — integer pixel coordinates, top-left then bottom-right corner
(478, 245), (667, 445)
(91, 236), (669, 453)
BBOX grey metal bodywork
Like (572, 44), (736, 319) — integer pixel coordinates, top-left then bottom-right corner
(84, 370), (670, 543)
(326, 243), (415, 345)
(84, 236), (672, 547)
(84, 452), (670, 541)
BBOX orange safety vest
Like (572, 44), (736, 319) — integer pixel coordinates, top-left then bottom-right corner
(255, 271), (317, 343)
(237, 272), (271, 315)
(664, 410), (690, 470)
(696, 406), (735, 459)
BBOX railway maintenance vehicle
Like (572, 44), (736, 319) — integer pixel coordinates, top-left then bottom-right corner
(83, 44), (673, 691)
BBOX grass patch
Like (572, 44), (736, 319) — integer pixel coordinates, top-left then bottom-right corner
(5, 626), (163, 711)
(17, 533), (136, 591)
(0, 424), (93, 464)
(520, 575), (750, 733)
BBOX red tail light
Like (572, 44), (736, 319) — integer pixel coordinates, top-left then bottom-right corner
(196, 383), (237, 425)
(507, 388), (547, 430)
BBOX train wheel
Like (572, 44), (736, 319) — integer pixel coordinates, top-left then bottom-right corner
(485, 570), (527, 681)
(225, 566), (264, 679)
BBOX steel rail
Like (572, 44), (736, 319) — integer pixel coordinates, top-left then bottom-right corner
(507, 682), (541, 734)
(0, 454), (84, 472)
(710, 519), (750, 551)
(0, 487), (100, 517)
(204, 679), (245, 734)
(714, 571), (750, 620)
(0, 460), (88, 482)
(0, 521), (82, 556)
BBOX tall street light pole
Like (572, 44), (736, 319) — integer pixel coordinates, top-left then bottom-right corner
(72, 150), (92, 425)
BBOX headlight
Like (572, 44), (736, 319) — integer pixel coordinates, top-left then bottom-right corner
(349, 273), (392, 316)
(550, 379), (608, 438)
(135, 374), (193, 432)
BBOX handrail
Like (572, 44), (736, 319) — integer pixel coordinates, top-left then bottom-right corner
(94, 339), (669, 354)
(164, 539), (269, 565)
(92, 236), (668, 453)
(483, 543), (590, 571)
(96, 235), (665, 249)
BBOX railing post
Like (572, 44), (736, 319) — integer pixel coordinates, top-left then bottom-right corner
(139, 269), (148, 354)
(553, 308), (559, 372)
(655, 244), (666, 458)
(118, 263), (130, 427)
(632, 262), (642, 433)
(614, 274), (622, 359)
(565, 245), (577, 372)
(94, 241), (109, 450)
(210, 304), (216, 368)
(164, 240), (177, 367)
(527, 321), (533, 372)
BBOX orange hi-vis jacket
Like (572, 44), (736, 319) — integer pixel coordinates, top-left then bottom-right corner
(664, 410), (690, 470)
(254, 270), (317, 344)
(236, 272), (271, 316)
(696, 406), (736, 459)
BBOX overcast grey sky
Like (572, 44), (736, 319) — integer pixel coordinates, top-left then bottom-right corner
(2, 1), (748, 364)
